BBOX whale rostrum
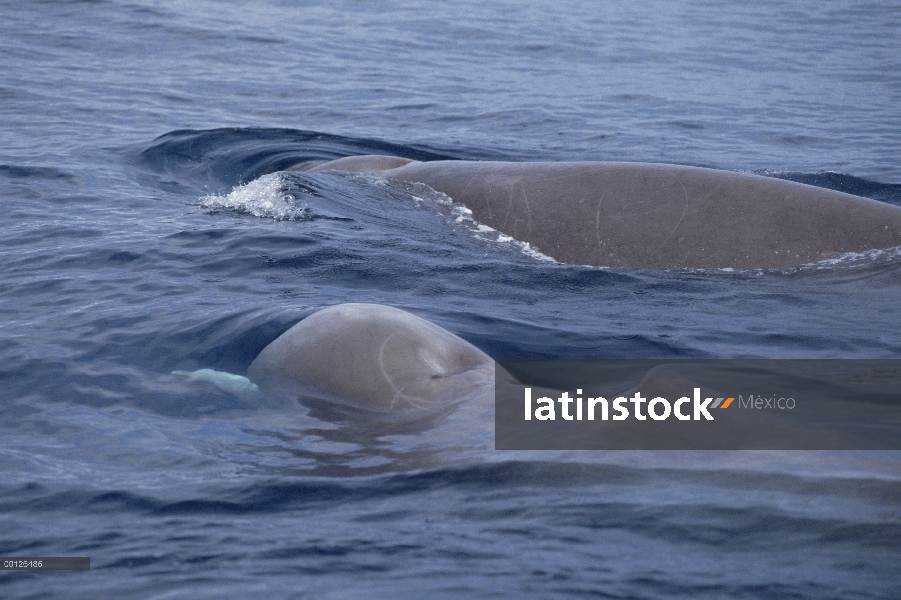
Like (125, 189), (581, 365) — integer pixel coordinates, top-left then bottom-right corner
(246, 303), (494, 414)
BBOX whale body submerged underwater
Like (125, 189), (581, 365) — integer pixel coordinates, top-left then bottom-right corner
(289, 155), (901, 270)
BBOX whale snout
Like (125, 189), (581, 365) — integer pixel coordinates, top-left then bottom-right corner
(247, 304), (493, 413)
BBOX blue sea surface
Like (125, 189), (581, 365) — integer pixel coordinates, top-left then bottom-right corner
(2, 0), (900, 598)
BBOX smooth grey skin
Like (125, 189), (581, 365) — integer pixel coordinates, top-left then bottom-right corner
(247, 303), (493, 413)
(291, 155), (901, 269)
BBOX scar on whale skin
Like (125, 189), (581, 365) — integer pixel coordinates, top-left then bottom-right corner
(288, 155), (901, 270)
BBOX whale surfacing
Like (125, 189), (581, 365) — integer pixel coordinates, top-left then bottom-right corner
(291, 155), (901, 270)
(247, 304), (493, 413)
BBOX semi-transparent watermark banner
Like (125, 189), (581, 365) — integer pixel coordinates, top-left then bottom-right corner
(495, 360), (901, 450)
(1, 557), (90, 570)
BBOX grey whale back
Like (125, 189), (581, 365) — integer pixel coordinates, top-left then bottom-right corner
(293, 156), (901, 270)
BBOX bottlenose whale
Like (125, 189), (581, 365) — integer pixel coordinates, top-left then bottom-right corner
(289, 155), (901, 269)
(175, 304), (897, 449)
(245, 303), (493, 415)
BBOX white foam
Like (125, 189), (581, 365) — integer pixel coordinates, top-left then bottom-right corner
(375, 175), (557, 264)
(791, 245), (901, 272)
(200, 173), (308, 220)
(705, 245), (901, 274)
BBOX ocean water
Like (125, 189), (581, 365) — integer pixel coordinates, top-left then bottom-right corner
(2, 0), (901, 598)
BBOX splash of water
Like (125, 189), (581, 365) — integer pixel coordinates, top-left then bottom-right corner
(201, 173), (310, 220)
